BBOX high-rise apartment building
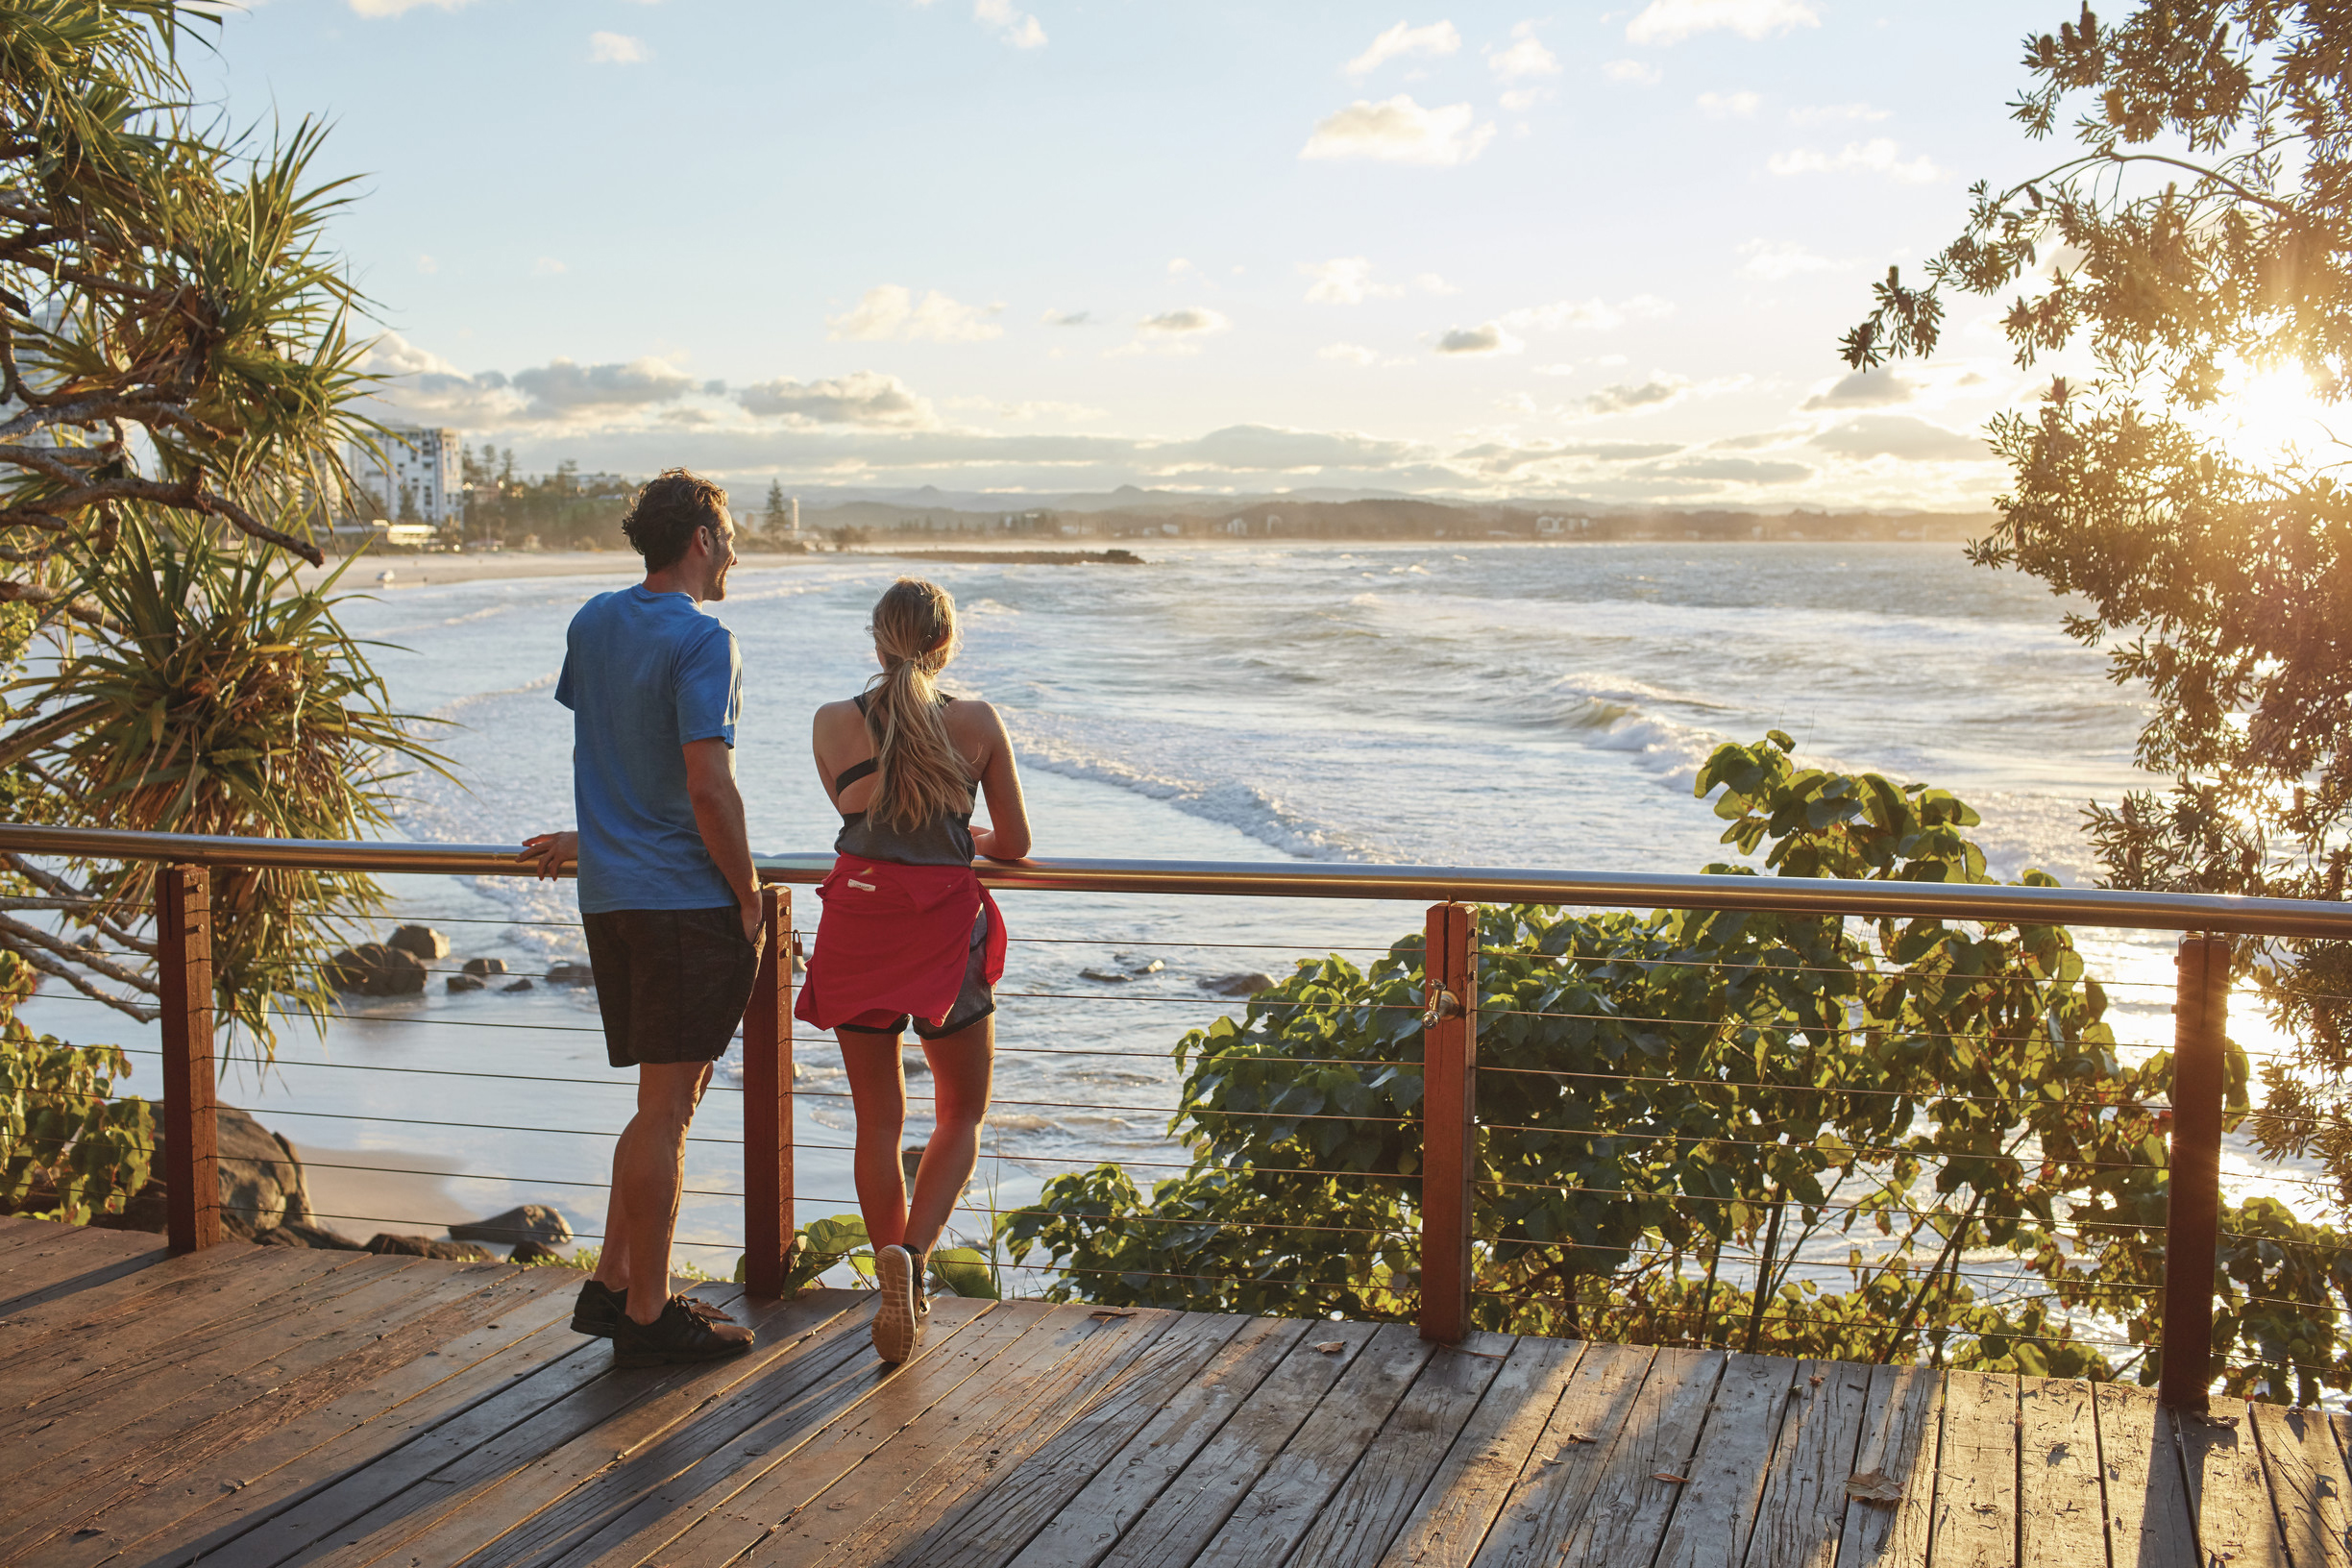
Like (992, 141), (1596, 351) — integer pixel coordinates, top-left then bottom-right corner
(346, 426), (462, 527)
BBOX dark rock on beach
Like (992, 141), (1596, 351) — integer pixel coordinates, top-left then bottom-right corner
(545, 962), (595, 988)
(446, 973), (484, 993)
(366, 1234), (494, 1262)
(326, 943), (426, 996)
(254, 1220), (365, 1250)
(450, 1203), (574, 1248)
(90, 1105), (314, 1237)
(502, 977), (533, 992)
(1204, 971), (1279, 997)
(509, 1238), (568, 1263)
(1078, 968), (1132, 984)
(461, 956), (508, 977)
(387, 924), (451, 961)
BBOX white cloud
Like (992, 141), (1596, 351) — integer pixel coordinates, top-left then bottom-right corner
(587, 31), (649, 63)
(1789, 102), (1890, 125)
(1301, 96), (1495, 166)
(1801, 368), (1918, 410)
(1500, 88), (1539, 111)
(1625, 0), (1819, 45)
(1499, 294), (1674, 332)
(1768, 138), (1942, 183)
(510, 357), (695, 418)
(1488, 26), (1559, 81)
(532, 257), (567, 277)
(346, 0), (473, 14)
(416, 254), (438, 274)
(1168, 257), (1197, 276)
(1414, 272), (1458, 295)
(1110, 307), (1231, 356)
(1585, 376), (1691, 414)
(737, 370), (937, 429)
(1301, 257), (1405, 305)
(1433, 323), (1521, 355)
(1344, 20), (1460, 78)
(1698, 90), (1760, 117)
(1040, 308), (1091, 327)
(1139, 307), (1228, 335)
(973, 0), (1046, 48)
(1604, 60), (1662, 86)
(1738, 238), (1851, 279)
(1809, 415), (1989, 461)
(1320, 342), (1382, 365)
(826, 284), (1005, 342)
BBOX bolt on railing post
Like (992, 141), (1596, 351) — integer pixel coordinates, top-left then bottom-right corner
(157, 865), (220, 1254)
(1418, 901), (1478, 1342)
(2160, 932), (2230, 1411)
(742, 885), (795, 1298)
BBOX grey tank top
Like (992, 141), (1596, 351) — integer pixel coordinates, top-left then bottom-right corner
(830, 692), (977, 867)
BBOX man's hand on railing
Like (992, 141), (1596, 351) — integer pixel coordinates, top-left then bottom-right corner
(518, 831), (577, 879)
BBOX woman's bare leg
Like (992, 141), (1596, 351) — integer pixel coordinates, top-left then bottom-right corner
(838, 1028), (911, 1251)
(905, 1014), (994, 1256)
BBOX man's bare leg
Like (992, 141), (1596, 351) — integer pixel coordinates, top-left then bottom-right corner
(614, 1060), (713, 1325)
(594, 1123), (638, 1297)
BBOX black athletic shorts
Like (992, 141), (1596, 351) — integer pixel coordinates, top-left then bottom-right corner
(581, 905), (761, 1068)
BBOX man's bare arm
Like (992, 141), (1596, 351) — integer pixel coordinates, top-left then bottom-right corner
(683, 737), (762, 943)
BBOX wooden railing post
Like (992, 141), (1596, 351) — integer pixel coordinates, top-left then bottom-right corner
(2160, 932), (2230, 1411)
(157, 865), (220, 1254)
(742, 885), (795, 1298)
(1418, 901), (1478, 1342)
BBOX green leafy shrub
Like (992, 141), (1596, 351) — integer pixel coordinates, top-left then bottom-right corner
(0, 951), (152, 1224)
(1004, 734), (2352, 1401)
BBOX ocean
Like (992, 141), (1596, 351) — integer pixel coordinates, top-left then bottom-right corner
(18, 540), (2313, 1290)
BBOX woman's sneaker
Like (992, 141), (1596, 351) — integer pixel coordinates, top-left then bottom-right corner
(873, 1245), (921, 1363)
(613, 1295), (756, 1365)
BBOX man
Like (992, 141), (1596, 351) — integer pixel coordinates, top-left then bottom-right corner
(522, 468), (761, 1364)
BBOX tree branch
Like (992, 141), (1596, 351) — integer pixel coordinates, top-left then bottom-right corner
(1, 853), (158, 955)
(0, 911), (157, 994)
(5, 940), (159, 1024)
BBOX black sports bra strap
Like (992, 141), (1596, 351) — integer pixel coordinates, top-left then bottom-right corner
(833, 757), (879, 796)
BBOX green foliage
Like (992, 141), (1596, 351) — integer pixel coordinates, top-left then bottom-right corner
(0, 950), (151, 1223)
(1002, 736), (2352, 1401)
(1838, 3), (2352, 1200)
(730, 1213), (1002, 1300)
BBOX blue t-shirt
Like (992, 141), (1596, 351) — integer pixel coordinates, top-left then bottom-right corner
(553, 586), (742, 914)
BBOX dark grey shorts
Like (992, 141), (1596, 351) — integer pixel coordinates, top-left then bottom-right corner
(581, 905), (761, 1068)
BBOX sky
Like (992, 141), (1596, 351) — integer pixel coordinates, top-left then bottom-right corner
(188, 0), (2080, 507)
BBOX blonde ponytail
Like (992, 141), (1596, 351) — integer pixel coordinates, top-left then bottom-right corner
(863, 577), (973, 831)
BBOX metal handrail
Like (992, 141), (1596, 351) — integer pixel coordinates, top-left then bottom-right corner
(1, 821), (2347, 938)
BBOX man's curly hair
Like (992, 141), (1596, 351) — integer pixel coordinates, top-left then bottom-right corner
(621, 468), (729, 571)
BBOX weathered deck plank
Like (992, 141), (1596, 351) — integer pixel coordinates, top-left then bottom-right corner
(1091, 1317), (1384, 1568)
(0, 1223), (2340, 1568)
(2178, 1407), (2291, 1568)
(2017, 1378), (2106, 1565)
(2250, 1402), (2352, 1568)
(1741, 1358), (1874, 1568)
(1368, 1335), (1582, 1568)
(1187, 1321), (1437, 1568)
(1002, 1315), (1308, 1568)
(907, 1311), (1254, 1568)
(2092, 1381), (2196, 1568)
(1543, 1345), (1724, 1568)
(1923, 1370), (2016, 1568)
(1834, 1363), (1941, 1568)
(1286, 1332), (1517, 1568)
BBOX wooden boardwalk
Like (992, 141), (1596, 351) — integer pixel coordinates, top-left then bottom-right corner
(0, 1216), (2339, 1567)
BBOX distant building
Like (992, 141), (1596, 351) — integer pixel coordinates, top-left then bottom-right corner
(1535, 515), (1593, 537)
(346, 426), (461, 527)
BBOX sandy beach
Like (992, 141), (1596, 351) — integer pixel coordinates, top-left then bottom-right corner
(294, 550), (666, 592)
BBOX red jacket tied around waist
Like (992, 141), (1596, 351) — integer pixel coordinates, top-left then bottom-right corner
(794, 858), (1007, 1032)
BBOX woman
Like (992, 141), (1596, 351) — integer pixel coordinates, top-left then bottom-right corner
(795, 577), (1031, 1363)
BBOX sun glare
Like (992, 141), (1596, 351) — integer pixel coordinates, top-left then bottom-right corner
(2206, 365), (2346, 466)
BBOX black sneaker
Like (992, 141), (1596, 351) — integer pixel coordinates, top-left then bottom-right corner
(573, 1279), (739, 1339)
(571, 1279), (625, 1337)
(613, 1294), (756, 1365)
